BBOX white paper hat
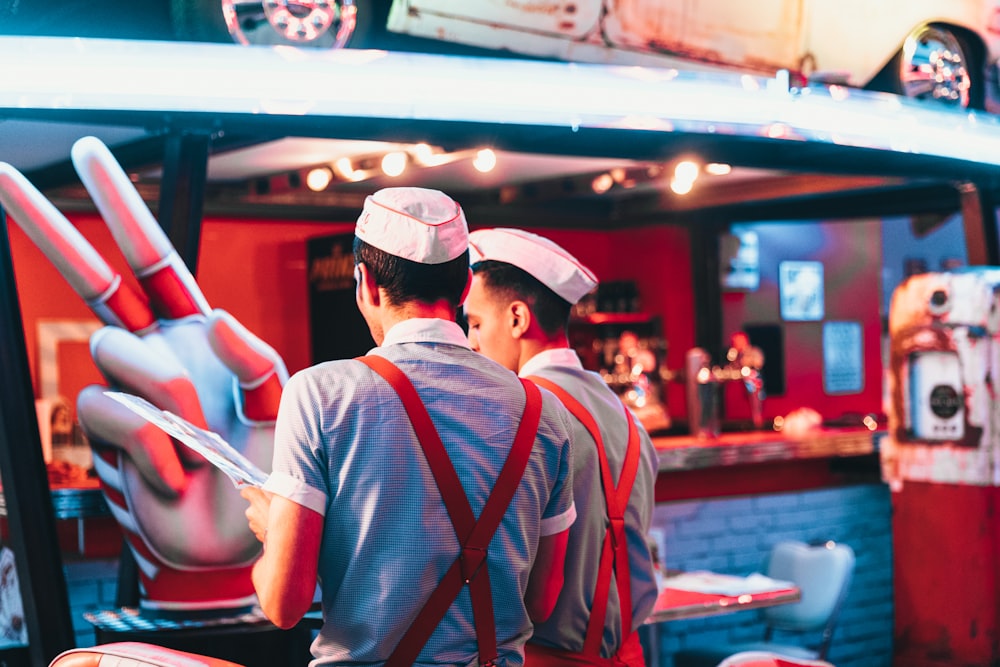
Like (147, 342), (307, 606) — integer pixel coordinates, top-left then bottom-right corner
(355, 187), (468, 264)
(469, 228), (598, 304)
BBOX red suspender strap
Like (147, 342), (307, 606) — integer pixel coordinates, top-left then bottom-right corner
(527, 375), (641, 657)
(358, 355), (543, 667)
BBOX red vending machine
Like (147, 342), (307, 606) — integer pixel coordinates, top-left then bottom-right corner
(883, 268), (1000, 666)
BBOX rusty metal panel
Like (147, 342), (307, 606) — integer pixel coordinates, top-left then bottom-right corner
(678, 0), (802, 70)
(602, 0), (687, 53)
(398, 0), (602, 40)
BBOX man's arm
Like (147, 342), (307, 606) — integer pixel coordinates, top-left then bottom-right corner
(244, 488), (323, 629)
(524, 528), (570, 622)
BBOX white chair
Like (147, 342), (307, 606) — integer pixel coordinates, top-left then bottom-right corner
(673, 540), (856, 667)
(715, 650), (836, 667)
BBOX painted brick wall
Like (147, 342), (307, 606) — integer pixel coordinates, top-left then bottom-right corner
(61, 485), (892, 664)
(646, 483), (893, 667)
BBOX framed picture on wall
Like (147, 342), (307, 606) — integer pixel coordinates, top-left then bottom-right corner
(719, 229), (760, 291)
(779, 260), (824, 321)
(823, 321), (864, 395)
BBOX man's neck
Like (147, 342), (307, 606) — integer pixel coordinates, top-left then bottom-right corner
(518, 335), (571, 373)
(381, 299), (457, 333)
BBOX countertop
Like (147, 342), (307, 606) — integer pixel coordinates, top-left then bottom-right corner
(652, 427), (881, 472)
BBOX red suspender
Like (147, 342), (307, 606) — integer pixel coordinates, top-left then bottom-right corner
(357, 355), (543, 667)
(527, 375), (641, 657)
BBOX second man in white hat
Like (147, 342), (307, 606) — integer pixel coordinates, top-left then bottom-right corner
(465, 227), (660, 666)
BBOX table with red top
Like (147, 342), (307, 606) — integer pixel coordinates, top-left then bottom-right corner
(646, 572), (802, 624)
(641, 571), (802, 665)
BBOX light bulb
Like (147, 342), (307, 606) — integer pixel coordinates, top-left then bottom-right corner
(473, 148), (497, 173)
(592, 173), (614, 194)
(670, 177), (694, 195)
(305, 167), (333, 191)
(381, 151), (408, 177)
(674, 160), (700, 182)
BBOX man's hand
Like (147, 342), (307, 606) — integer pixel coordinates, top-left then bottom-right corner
(0, 137), (287, 611)
(240, 486), (273, 544)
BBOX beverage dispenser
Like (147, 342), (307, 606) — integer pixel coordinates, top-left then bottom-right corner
(884, 267), (1000, 666)
(883, 268), (1000, 486)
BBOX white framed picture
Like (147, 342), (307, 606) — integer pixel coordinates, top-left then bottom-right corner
(720, 229), (760, 291)
(823, 321), (864, 395)
(779, 260), (824, 321)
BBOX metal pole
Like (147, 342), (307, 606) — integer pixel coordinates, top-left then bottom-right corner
(959, 181), (1000, 266)
(690, 218), (725, 360)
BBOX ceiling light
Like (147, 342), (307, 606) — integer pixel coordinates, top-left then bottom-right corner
(381, 151), (408, 177)
(592, 173), (614, 194)
(674, 160), (700, 182)
(473, 148), (497, 173)
(305, 166), (333, 191)
(411, 142), (437, 166)
(705, 162), (732, 176)
(670, 177), (694, 195)
(332, 157), (360, 181)
(410, 143), (453, 167)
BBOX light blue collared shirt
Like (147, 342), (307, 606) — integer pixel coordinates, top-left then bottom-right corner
(266, 317), (576, 666)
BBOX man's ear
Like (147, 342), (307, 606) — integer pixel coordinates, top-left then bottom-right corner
(510, 300), (532, 339)
(459, 268), (473, 306)
(356, 262), (380, 307)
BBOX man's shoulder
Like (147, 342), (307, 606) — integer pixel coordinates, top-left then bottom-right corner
(286, 358), (371, 395)
(530, 367), (622, 411)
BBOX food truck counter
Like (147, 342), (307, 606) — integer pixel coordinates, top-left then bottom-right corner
(650, 427), (882, 502)
(654, 427), (879, 471)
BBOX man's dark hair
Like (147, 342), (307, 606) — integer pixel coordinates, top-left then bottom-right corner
(471, 260), (571, 336)
(354, 238), (469, 307)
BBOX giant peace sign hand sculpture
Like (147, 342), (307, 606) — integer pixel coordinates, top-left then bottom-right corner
(0, 137), (287, 613)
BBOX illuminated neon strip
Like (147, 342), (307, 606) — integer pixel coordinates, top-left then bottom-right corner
(1, 36), (1000, 168)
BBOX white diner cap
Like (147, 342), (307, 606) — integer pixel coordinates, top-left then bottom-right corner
(355, 187), (468, 264)
(469, 228), (598, 304)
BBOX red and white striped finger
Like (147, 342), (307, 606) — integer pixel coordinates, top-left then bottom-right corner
(207, 310), (288, 422)
(90, 326), (211, 467)
(77, 384), (189, 497)
(0, 162), (155, 332)
(71, 136), (211, 322)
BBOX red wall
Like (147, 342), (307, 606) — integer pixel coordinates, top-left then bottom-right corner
(720, 219), (885, 425)
(9, 213), (351, 422)
(485, 224), (695, 416)
(9, 211), (881, 430)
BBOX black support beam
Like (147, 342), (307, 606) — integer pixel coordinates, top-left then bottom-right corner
(0, 207), (75, 664)
(157, 132), (211, 273)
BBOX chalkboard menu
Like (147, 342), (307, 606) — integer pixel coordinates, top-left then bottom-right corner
(307, 234), (375, 364)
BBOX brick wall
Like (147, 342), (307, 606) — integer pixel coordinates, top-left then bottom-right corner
(645, 483), (893, 667)
(63, 557), (118, 648)
(61, 485), (893, 664)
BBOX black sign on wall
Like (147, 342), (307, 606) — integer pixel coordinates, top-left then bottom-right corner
(307, 234), (375, 364)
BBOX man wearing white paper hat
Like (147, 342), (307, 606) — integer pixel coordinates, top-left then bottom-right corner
(242, 189), (577, 666)
(465, 228), (659, 666)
